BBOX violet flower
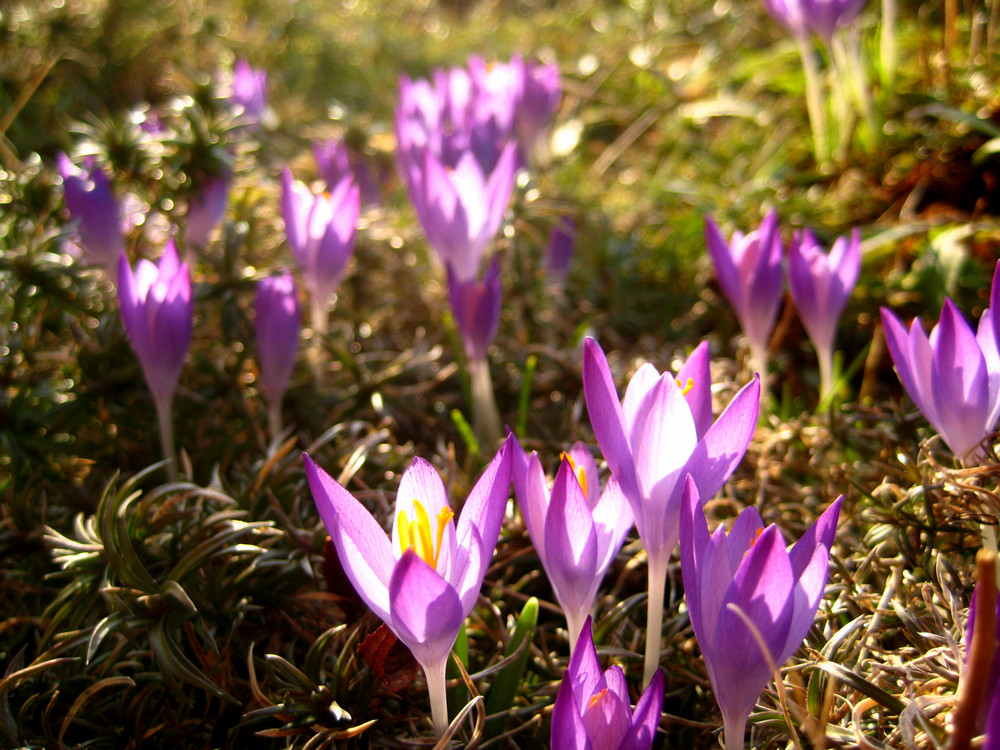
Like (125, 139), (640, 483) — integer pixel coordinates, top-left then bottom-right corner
(230, 58), (267, 128)
(304, 436), (513, 738)
(551, 617), (663, 750)
(255, 270), (300, 439)
(401, 142), (518, 283)
(546, 217), (576, 287)
(679, 476), (842, 750)
(880, 288), (1000, 459)
(705, 210), (784, 387)
(957, 556), (1000, 750)
(281, 168), (360, 304)
(118, 241), (193, 479)
(583, 337), (760, 687)
(313, 139), (381, 207)
(787, 227), (860, 398)
(447, 258), (501, 365)
(762, 0), (867, 41)
(282, 167), (359, 380)
(58, 153), (125, 270)
(511, 438), (633, 650)
(184, 169), (232, 252)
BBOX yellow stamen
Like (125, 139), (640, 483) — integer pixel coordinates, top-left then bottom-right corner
(741, 528), (765, 561)
(675, 377), (694, 396)
(397, 500), (454, 568)
(587, 688), (608, 712)
(559, 452), (588, 498)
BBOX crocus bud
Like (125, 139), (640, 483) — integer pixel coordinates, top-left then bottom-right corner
(58, 153), (126, 269)
(788, 227), (860, 397)
(117, 241), (193, 406)
(255, 270), (300, 408)
(184, 169), (232, 251)
(551, 617), (663, 750)
(705, 209), (784, 378)
(446, 259), (501, 364)
(680, 477), (842, 750)
(281, 168), (360, 303)
(230, 58), (268, 127)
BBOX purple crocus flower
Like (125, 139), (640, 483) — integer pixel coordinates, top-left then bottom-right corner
(881, 292), (1000, 459)
(255, 271), (300, 436)
(679, 476), (842, 750)
(118, 241), (193, 407)
(583, 337), (760, 686)
(762, 0), (868, 40)
(58, 153), (125, 269)
(447, 259), (501, 364)
(304, 436), (513, 737)
(787, 227), (861, 397)
(401, 142), (518, 284)
(512, 55), (561, 163)
(511, 439), (633, 650)
(184, 169), (232, 252)
(961, 565), (1000, 750)
(705, 210), (784, 382)
(551, 617), (663, 750)
(546, 217), (576, 285)
(230, 58), (267, 127)
(313, 139), (381, 207)
(281, 168), (360, 303)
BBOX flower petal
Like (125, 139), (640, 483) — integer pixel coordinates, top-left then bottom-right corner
(388, 550), (464, 670)
(304, 453), (395, 623)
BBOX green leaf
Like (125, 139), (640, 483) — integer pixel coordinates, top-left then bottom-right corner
(483, 597), (538, 740)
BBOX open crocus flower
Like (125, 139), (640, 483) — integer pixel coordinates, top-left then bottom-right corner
(788, 227), (860, 398)
(705, 210), (784, 384)
(511, 438), (633, 650)
(583, 336), (760, 686)
(304, 436), (512, 737)
(881, 291), (1000, 459)
(118, 241), (193, 479)
(679, 476), (842, 750)
(551, 617), (663, 750)
(58, 153), (126, 270)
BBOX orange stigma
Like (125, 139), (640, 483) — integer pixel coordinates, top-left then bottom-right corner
(559, 452), (589, 497)
(397, 500), (454, 568)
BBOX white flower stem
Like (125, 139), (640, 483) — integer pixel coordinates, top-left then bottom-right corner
(310, 296), (329, 385)
(469, 356), (503, 449)
(423, 656), (450, 739)
(267, 398), (283, 442)
(724, 710), (748, 750)
(155, 393), (178, 482)
(749, 342), (769, 400)
(643, 551), (669, 689)
(565, 609), (586, 657)
(794, 34), (829, 166)
(817, 345), (835, 402)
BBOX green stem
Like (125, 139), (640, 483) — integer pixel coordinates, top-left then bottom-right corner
(794, 34), (829, 166)
(643, 551), (669, 688)
(880, 0), (898, 89)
